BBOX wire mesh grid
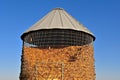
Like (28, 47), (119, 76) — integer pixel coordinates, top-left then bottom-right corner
(23, 29), (93, 48)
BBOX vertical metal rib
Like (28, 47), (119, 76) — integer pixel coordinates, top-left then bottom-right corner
(58, 10), (64, 27)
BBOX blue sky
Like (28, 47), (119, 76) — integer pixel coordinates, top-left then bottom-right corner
(0, 0), (120, 80)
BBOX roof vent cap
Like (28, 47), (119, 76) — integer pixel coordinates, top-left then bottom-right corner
(53, 7), (64, 10)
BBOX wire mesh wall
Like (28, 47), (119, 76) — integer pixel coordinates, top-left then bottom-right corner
(23, 29), (94, 48)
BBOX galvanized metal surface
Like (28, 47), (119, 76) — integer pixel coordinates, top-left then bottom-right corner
(22, 8), (95, 38)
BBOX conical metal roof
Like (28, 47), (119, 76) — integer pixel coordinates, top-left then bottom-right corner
(22, 8), (95, 39)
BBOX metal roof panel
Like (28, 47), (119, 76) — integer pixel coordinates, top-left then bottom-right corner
(22, 8), (95, 38)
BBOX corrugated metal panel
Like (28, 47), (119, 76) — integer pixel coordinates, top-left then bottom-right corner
(22, 8), (95, 37)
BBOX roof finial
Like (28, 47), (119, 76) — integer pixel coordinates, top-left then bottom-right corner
(54, 7), (64, 10)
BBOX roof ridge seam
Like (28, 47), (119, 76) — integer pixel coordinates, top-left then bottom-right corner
(58, 9), (64, 27)
(63, 10), (77, 29)
(49, 10), (56, 28)
(34, 11), (51, 28)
